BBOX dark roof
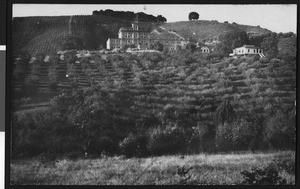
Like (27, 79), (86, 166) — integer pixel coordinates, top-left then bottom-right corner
(242, 45), (261, 48)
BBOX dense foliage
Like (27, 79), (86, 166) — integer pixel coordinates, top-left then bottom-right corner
(188, 12), (199, 21)
(92, 9), (167, 23)
(12, 47), (296, 158)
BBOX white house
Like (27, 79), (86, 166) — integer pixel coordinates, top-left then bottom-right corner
(200, 46), (210, 53)
(229, 45), (265, 57)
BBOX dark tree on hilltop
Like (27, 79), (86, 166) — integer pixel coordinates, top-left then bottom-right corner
(92, 10), (100, 15)
(93, 9), (164, 23)
(156, 15), (167, 23)
(189, 12), (199, 21)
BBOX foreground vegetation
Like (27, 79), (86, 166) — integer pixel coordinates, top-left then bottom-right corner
(11, 49), (296, 159)
(10, 151), (295, 185)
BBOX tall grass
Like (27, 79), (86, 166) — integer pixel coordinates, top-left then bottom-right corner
(10, 151), (295, 185)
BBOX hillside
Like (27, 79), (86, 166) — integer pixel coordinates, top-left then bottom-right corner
(13, 51), (296, 121)
(161, 20), (272, 42)
(12, 15), (160, 56)
(12, 16), (273, 56)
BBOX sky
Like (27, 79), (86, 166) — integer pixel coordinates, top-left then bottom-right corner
(13, 4), (297, 33)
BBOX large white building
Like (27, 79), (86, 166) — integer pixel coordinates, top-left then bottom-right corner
(106, 21), (151, 50)
(106, 21), (189, 51)
(229, 45), (265, 57)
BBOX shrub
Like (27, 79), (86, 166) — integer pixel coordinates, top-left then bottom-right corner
(48, 66), (59, 90)
(64, 51), (77, 64)
(189, 123), (211, 153)
(119, 133), (149, 158)
(88, 136), (118, 156)
(24, 74), (39, 96)
(273, 158), (295, 175)
(264, 110), (295, 150)
(241, 163), (287, 185)
(215, 113), (263, 152)
(147, 124), (187, 156)
(31, 62), (41, 75)
(259, 57), (269, 63)
(173, 165), (194, 185)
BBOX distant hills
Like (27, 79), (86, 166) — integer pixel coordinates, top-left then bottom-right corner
(12, 13), (275, 56)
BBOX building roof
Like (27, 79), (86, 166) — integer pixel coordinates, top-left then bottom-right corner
(235, 45), (261, 49)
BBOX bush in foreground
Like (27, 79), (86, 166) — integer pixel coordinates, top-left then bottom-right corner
(241, 163), (287, 185)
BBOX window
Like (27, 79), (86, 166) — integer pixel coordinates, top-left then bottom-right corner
(127, 40), (131, 43)
(141, 33), (146, 38)
(254, 49), (256, 53)
(248, 49), (250, 53)
(125, 33), (131, 38)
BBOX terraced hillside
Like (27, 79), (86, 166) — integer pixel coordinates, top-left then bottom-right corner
(12, 15), (139, 56)
(13, 51), (296, 125)
(162, 20), (272, 42)
(12, 15), (273, 56)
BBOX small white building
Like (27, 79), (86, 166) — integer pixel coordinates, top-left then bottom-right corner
(106, 38), (121, 50)
(229, 45), (265, 57)
(200, 46), (210, 53)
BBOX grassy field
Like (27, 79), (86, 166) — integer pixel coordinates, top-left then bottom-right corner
(10, 151), (295, 185)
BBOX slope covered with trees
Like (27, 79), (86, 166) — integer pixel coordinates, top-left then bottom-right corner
(12, 49), (296, 158)
(161, 20), (272, 42)
(12, 14), (274, 56)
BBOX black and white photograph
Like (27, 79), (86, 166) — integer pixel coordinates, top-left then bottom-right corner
(9, 3), (297, 185)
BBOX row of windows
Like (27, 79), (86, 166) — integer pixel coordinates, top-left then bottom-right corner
(123, 32), (148, 38)
(237, 49), (263, 53)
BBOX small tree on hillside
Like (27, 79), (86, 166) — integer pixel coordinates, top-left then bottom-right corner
(185, 42), (197, 52)
(189, 12), (199, 21)
(151, 41), (164, 52)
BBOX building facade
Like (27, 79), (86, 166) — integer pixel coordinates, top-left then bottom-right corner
(107, 22), (151, 50)
(200, 46), (210, 53)
(150, 39), (189, 51)
(106, 38), (121, 50)
(106, 22), (189, 51)
(229, 45), (265, 57)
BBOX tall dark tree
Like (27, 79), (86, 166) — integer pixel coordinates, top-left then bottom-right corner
(189, 12), (199, 21)
(261, 33), (279, 58)
(215, 31), (249, 55)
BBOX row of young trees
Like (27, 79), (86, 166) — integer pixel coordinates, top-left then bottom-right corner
(11, 49), (296, 159)
(12, 82), (295, 158)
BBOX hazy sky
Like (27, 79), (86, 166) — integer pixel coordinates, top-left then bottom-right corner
(13, 4), (297, 33)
